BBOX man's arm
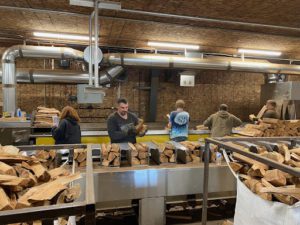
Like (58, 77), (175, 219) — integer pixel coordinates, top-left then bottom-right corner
(203, 115), (213, 128)
(107, 116), (127, 142)
(232, 115), (243, 127)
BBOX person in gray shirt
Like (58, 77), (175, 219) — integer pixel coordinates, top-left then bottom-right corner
(204, 104), (242, 137)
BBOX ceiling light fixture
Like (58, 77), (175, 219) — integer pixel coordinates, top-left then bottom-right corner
(33, 32), (94, 41)
(148, 41), (200, 50)
(238, 48), (281, 56)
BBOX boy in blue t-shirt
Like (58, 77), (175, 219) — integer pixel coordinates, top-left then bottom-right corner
(168, 99), (190, 142)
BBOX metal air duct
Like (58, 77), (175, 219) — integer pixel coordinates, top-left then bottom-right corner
(0, 66), (123, 84)
(104, 53), (300, 75)
(2, 45), (84, 113)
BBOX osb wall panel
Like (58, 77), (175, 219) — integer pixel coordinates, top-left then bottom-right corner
(155, 70), (264, 123)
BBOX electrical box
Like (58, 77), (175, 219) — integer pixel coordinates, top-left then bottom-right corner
(77, 84), (105, 104)
(180, 75), (195, 87)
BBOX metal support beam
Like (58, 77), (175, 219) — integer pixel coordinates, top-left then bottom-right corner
(201, 141), (210, 225)
(139, 197), (165, 225)
(149, 69), (159, 122)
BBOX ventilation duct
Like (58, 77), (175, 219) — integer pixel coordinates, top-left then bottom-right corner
(2, 45), (84, 113)
(104, 53), (300, 75)
(0, 66), (123, 84)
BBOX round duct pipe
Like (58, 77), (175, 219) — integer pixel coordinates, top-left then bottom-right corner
(0, 66), (124, 85)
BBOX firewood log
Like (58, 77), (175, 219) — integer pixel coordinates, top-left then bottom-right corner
(264, 169), (287, 186)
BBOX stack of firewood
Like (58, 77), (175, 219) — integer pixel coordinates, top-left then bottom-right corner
(101, 144), (120, 167)
(235, 119), (300, 137)
(0, 145), (81, 212)
(229, 142), (300, 205)
(128, 143), (148, 165)
(179, 141), (201, 163)
(33, 106), (61, 128)
(157, 142), (176, 163)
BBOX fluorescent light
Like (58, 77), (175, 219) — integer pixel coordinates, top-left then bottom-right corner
(33, 32), (94, 41)
(238, 48), (281, 56)
(148, 41), (199, 50)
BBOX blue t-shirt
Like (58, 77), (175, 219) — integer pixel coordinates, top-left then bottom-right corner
(169, 111), (189, 139)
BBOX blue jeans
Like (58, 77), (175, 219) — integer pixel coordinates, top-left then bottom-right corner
(171, 136), (188, 142)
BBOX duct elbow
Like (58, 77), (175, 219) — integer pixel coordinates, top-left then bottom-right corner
(99, 66), (124, 85)
(2, 45), (21, 63)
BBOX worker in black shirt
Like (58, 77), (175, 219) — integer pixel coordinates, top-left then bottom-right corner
(107, 98), (139, 143)
(52, 106), (81, 144)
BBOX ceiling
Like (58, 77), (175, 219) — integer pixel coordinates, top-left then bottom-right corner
(1, 0), (300, 59)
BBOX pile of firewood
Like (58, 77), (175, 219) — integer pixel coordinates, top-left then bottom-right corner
(101, 144), (120, 167)
(157, 142), (176, 163)
(32, 148), (87, 168)
(0, 145), (81, 212)
(128, 143), (148, 165)
(229, 142), (300, 205)
(179, 141), (201, 163)
(235, 118), (300, 137)
(33, 106), (60, 128)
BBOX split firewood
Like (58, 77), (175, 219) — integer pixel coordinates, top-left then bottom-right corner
(260, 186), (300, 201)
(0, 145), (19, 155)
(260, 152), (284, 164)
(0, 174), (31, 188)
(0, 154), (45, 164)
(170, 154), (176, 163)
(57, 185), (81, 204)
(140, 159), (148, 165)
(247, 164), (266, 177)
(113, 157), (120, 166)
(132, 157), (141, 165)
(264, 169), (287, 186)
(222, 220), (234, 225)
(35, 150), (50, 160)
(111, 144), (120, 153)
(290, 148), (300, 155)
(278, 144), (291, 162)
(0, 161), (17, 176)
(255, 182), (272, 201)
(102, 160), (110, 167)
(233, 152), (269, 170)
(164, 149), (174, 158)
(48, 167), (70, 179)
(14, 165), (37, 187)
(191, 154), (201, 163)
(22, 161), (50, 182)
(0, 187), (13, 211)
(160, 154), (169, 163)
(291, 153), (300, 161)
(229, 162), (243, 172)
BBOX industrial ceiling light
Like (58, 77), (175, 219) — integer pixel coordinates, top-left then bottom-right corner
(238, 48), (282, 56)
(148, 41), (200, 50)
(33, 32), (94, 41)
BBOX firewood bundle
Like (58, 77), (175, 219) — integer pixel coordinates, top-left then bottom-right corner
(73, 148), (87, 167)
(128, 143), (148, 165)
(0, 145), (81, 212)
(101, 144), (120, 167)
(33, 106), (61, 128)
(157, 143), (176, 163)
(236, 119), (300, 137)
(229, 142), (300, 205)
(135, 119), (148, 136)
(179, 141), (201, 163)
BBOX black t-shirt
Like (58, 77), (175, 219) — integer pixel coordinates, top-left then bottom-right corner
(107, 111), (139, 143)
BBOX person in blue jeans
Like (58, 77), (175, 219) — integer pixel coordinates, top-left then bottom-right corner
(168, 99), (190, 142)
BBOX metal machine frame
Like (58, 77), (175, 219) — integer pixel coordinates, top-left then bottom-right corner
(201, 137), (300, 225)
(0, 144), (96, 224)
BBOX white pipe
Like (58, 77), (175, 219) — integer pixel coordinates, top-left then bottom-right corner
(1, 45), (84, 113)
(94, 0), (99, 88)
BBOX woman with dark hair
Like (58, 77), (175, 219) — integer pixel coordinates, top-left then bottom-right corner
(52, 106), (81, 144)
